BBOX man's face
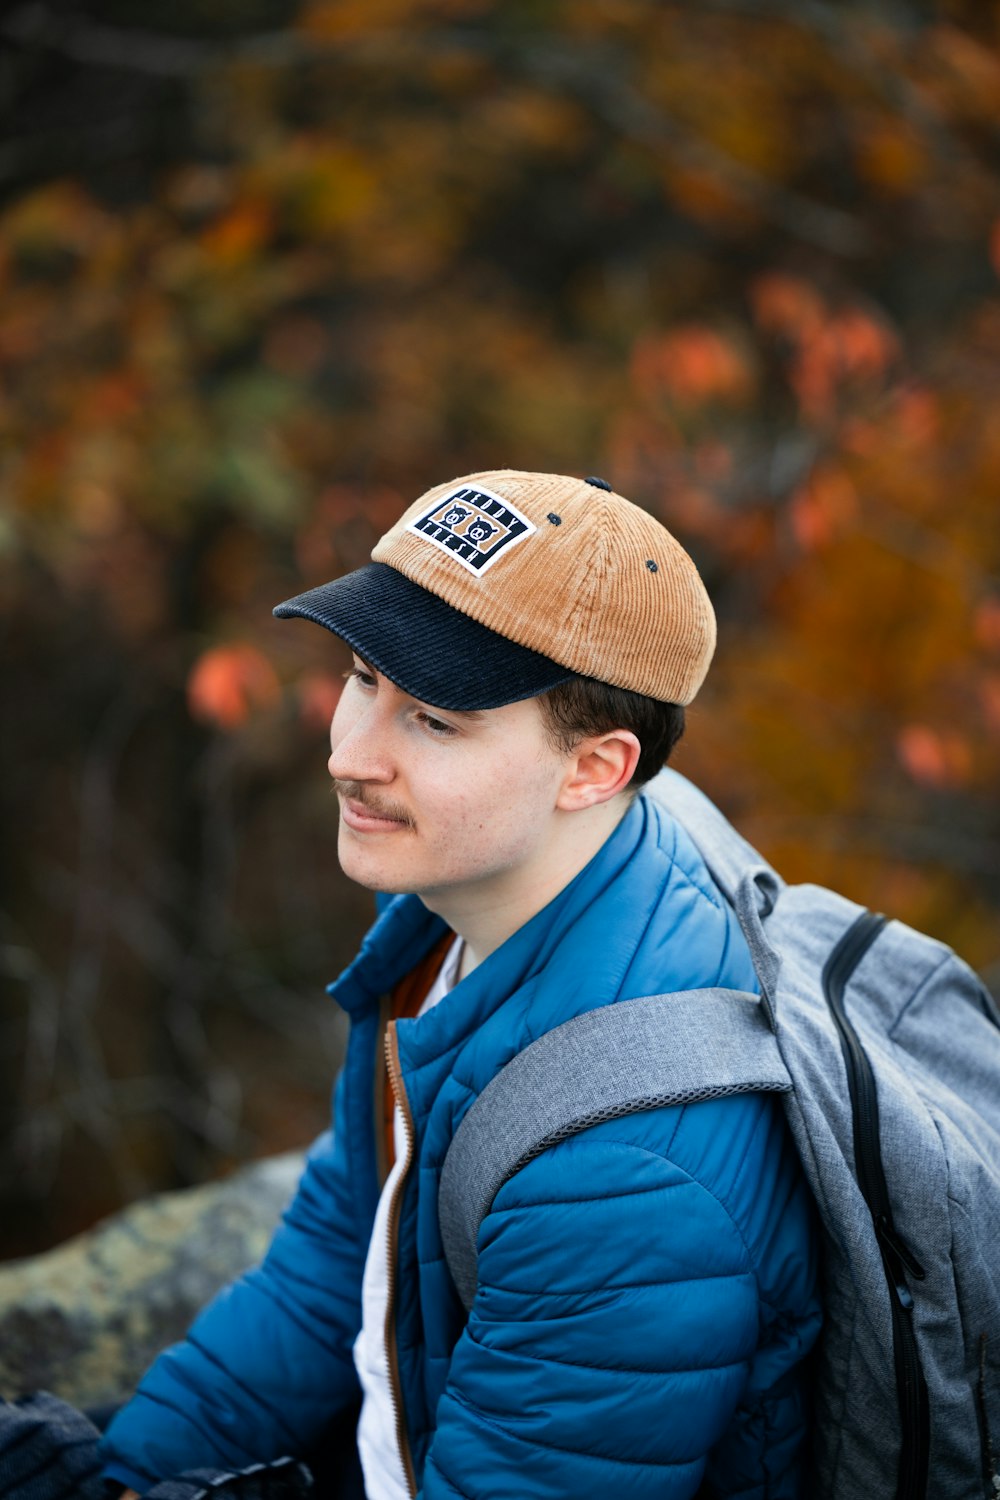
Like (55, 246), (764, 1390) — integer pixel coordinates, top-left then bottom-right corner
(327, 655), (574, 907)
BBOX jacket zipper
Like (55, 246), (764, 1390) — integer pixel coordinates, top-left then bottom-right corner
(822, 910), (930, 1500)
(374, 995), (391, 1189)
(383, 1018), (418, 1499)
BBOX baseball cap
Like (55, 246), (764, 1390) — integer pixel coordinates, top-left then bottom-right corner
(273, 470), (716, 711)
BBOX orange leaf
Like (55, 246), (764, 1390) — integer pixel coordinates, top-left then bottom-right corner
(200, 201), (273, 265)
(896, 725), (971, 789)
(891, 386), (940, 448)
(789, 470), (858, 551)
(830, 308), (898, 381)
(630, 326), (752, 407)
(187, 644), (281, 730)
(975, 599), (1000, 652)
(749, 274), (823, 339)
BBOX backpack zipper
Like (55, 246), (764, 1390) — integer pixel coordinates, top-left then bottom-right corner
(976, 1333), (999, 1498)
(822, 910), (930, 1500)
(383, 1019), (418, 1499)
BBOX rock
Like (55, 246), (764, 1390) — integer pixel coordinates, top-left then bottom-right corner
(0, 1151), (305, 1407)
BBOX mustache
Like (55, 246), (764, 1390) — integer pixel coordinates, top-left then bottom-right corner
(333, 780), (415, 828)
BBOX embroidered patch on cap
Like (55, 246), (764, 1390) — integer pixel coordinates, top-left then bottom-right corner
(406, 485), (536, 575)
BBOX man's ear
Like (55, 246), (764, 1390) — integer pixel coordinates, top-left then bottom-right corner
(556, 730), (641, 811)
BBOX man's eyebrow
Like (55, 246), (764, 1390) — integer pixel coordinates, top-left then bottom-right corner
(351, 651), (486, 722)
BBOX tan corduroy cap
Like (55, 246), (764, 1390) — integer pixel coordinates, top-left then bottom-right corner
(274, 470), (716, 709)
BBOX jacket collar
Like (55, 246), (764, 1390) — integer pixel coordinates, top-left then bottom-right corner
(326, 893), (450, 1018)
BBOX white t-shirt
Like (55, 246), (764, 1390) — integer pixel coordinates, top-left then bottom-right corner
(353, 935), (464, 1500)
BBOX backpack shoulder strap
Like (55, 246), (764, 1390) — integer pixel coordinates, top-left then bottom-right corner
(439, 987), (790, 1311)
(645, 768), (787, 1018)
(644, 768), (780, 904)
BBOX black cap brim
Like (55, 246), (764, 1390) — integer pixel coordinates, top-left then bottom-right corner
(273, 562), (574, 711)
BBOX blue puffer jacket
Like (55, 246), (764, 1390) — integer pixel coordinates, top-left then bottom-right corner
(102, 792), (821, 1499)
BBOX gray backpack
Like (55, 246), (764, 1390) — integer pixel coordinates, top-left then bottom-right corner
(439, 768), (1000, 1500)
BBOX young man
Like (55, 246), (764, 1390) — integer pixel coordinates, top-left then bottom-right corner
(102, 471), (821, 1499)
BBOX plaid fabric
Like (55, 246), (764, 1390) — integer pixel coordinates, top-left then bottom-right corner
(0, 1395), (313, 1500)
(0, 1392), (105, 1500)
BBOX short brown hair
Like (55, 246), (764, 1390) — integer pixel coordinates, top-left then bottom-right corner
(537, 676), (685, 790)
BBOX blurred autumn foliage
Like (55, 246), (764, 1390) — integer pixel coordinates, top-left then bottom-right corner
(3, 0), (1000, 1255)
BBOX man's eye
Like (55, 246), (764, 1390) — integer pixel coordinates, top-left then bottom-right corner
(416, 712), (456, 737)
(344, 667), (376, 688)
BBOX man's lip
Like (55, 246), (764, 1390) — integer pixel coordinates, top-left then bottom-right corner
(339, 796), (411, 833)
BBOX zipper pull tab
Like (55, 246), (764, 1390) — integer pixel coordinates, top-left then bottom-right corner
(875, 1215), (926, 1308)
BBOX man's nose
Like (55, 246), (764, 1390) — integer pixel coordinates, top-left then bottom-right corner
(328, 707), (395, 785)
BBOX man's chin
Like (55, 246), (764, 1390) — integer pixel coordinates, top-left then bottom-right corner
(338, 862), (399, 894)
(336, 845), (417, 897)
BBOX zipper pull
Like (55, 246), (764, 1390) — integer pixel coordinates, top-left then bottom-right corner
(875, 1215), (926, 1310)
(875, 1216), (925, 1280)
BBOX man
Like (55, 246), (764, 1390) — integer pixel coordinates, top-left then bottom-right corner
(102, 470), (821, 1499)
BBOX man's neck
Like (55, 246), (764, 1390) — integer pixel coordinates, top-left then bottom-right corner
(421, 796), (634, 980)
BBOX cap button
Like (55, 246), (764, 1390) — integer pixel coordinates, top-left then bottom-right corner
(584, 475), (612, 492)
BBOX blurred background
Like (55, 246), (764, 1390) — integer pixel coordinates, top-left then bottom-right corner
(2, 0), (999, 1258)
